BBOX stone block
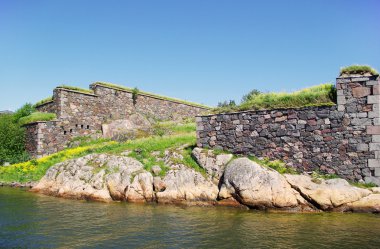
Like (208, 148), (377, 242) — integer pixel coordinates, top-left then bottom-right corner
(375, 168), (380, 177)
(275, 116), (287, 122)
(369, 143), (380, 151)
(195, 117), (202, 122)
(356, 143), (368, 151)
(367, 126), (380, 134)
(351, 77), (370, 82)
(368, 111), (380, 118)
(366, 80), (380, 86)
(373, 135), (380, 143)
(351, 118), (371, 126)
(337, 96), (346, 104)
(369, 159), (380, 168)
(373, 84), (380, 95)
(374, 118), (380, 125)
(336, 78), (351, 83)
(352, 86), (371, 98)
(338, 105), (345, 111)
(376, 151), (380, 159)
(368, 95), (380, 104)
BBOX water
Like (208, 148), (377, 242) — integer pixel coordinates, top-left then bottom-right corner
(1, 187), (380, 249)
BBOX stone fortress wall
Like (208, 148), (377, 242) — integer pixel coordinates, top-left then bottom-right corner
(25, 83), (209, 158)
(196, 75), (380, 184)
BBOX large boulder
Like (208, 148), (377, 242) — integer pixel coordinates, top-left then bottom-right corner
(192, 148), (233, 184)
(284, 174), (372, 211)
(102, 113), (151, 139)
(219, 158), (311, 210)
(32, 154), (154, 202)
(156, 166), (219, 205)
(348, 194), (380, 213)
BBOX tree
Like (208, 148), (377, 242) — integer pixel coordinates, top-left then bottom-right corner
(0, 103), (34, 164)
(241, 89), (262, 103)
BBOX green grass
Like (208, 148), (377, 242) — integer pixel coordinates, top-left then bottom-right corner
(0, 130), (198, 183)
(92, 82), (211, 109)
(214, 83), (336, 113)
(350, 181), (377, 189)
(340, 65), (379, 76)
(58, 85), (94, 94)
(19, 112), (57, 126)
(34, 96), (53, 107)
(248, 156), (298, 174)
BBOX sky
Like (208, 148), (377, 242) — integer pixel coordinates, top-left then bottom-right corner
(0, 0), (379, 111)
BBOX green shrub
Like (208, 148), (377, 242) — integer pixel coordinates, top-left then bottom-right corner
(340, 65), (379, 76)
(19, 112), (56, 126)
(241, 89), (262, 103)
(0, 104), (35, 165)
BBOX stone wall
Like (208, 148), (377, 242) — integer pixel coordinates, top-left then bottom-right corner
(35, 101), (55, 113)
(196, 75), (380, 184)
(25, 121), (63, 157)
(27, 83), (208, 158)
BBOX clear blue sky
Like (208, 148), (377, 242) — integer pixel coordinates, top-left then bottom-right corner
(1, 0), (379, 111)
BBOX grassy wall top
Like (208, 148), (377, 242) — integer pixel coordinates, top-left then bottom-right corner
(214, 83), (336, 113)
(19, 112), (57, 126)
(340, 65), (379, 76)
(34, 96), (53, 107)
(92, 82), (210, 109)
(57, 85), (95, 95)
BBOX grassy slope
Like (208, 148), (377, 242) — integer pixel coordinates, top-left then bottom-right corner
(0, 122), (198, 183)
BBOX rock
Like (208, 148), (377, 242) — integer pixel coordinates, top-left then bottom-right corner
(153, 177), (166, 192)
(102, 113), (151, 139)
(284, 174), (372, 210)
(348, 194), (380, 213)
(151, 165), (162, 175)
(192, 148), (233, 183)
(219, 158), (311, 210)
(32, 154), (154, 202)
(371, 187), (380, 194)
(156, 166), (218, 205)
(365, 176), (380, 187)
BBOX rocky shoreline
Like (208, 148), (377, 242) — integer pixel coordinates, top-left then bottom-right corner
(6, 148), (380, 213)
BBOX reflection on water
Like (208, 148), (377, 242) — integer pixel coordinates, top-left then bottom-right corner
(1, 187), (380, 248)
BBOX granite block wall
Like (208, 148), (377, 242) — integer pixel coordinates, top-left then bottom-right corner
(196, 75), (380, 183)
(27, 83), (208, 158)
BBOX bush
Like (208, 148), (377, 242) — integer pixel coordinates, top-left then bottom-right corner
(241, 89), (262, 103)
(217, 100), (237, 108)
(0, 104), (35, 165)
